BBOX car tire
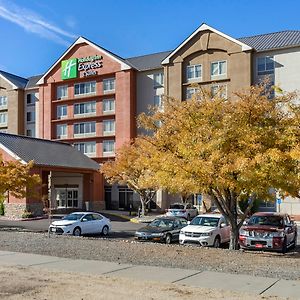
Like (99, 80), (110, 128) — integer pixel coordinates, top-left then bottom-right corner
(73, 227), (81, 237)
(165, 233), (172, 244)
(102, 225), (109, 236)
(281, 237), (287, 254)
(213, 236), (221, 248)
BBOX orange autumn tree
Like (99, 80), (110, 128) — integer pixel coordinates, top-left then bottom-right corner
(138, 85), (300, 250)
(0, 157), (41, 202)
(101, 138), (158, 216)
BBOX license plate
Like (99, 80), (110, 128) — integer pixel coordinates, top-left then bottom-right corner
(51, 227), (56, 232)
(255, 243), (263, 248)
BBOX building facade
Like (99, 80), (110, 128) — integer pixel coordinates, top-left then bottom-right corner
(2, 23), (300, 215)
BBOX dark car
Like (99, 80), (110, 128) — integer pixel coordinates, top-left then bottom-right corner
(135, 217), (188, 244)
(239, 212), (297, 253)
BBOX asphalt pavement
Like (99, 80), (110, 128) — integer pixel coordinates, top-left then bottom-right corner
(0, 212), (143, 240)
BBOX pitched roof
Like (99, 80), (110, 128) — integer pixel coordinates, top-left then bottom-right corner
(162, 23), (252, 64)
(26, 75), (43, 89)
(126, 50), (172, 71)
(37, 36), (134, 85)
(0, 133), (99, 171)
(0, 70), (28, 89)
(238, 30), (300, 52)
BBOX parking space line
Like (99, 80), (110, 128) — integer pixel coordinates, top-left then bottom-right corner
(171, 270), (203, 283)
(259, 278), (281, 295)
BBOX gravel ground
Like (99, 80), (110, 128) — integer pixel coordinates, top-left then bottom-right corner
(0, 230), (300, 281)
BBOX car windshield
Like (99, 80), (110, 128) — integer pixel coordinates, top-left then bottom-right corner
(149, 219), (174, 228)
(62, 213), (84, 221)
(169, 204), (184, 209)
(190, 216), (219, 227)
(248, 215), (283, 227)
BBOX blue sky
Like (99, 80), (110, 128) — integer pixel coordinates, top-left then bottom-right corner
(1, 0), (300, 78)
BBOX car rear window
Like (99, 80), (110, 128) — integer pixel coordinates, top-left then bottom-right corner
(248, 215), (283, 227)
(169, 204), (184, 209)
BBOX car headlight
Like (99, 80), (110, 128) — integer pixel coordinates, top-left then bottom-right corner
(239, 229), (249, 236)
(180, 231), (185, 235)
(269, 231), (285, 238)
(151, 233), (164, 237)
(201, 232), (212, 236)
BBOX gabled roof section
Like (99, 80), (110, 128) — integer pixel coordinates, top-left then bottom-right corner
(238, 30), (300, 52)
(26, 74), (43, 89)
(37, 36), (134, 85)
(0, 133), (99, 171)
(126, 50), (172, 71)
(0, 70), (28, 89)
(162, 23), (252, 65)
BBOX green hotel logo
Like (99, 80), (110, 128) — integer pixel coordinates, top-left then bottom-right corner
(61, 58), (78, 80)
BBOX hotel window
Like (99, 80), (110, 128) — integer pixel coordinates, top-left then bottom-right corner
(56, 124), (67, 139)
(103, 140), (115, 155)
(187, 64), (202, 81)
(186, 87), (199, 100)
(103, 99), (115, 113)
(26, 93), (35, 105)
(103, 78), (115, 93)
(74, 141), (96, 157)
(0, 112), (7, 125)
(57, 85), (68, 100)
(103, 120), (115, 135)
(0, 129), (7, 133)
(0, 96), (7, 109)
(26, 129), (33, 137)
(26, 111), (35, 123)
(211, 61), (227, 77)
(57, 105), (67, 119)
(211, 84), (227, 99)
(154, 73), (164, 87)
(257, 56), (274, 75)
(74, 81), (96, 96)
(74, 122), (96, 137)
(154, 95), (164, 111)
(74, 101), (96, 116)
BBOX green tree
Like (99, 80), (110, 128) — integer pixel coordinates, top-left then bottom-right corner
(138, 85), (300, 249)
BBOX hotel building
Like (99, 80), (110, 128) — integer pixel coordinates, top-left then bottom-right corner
(2, 23), (300, 216)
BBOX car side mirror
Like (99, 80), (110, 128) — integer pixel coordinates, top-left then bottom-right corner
(82, 218), (88, 222)
(243, 220), (248, 226)
(220, 223), (226, 228)
(187, 221), (191, 225)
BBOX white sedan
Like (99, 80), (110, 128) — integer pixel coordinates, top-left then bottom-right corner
(179, 214), (230, 247)
(49, 212), (111, 236)
(165, 203), (198, 220)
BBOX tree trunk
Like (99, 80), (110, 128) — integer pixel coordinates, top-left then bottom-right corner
(229, 220), (240, 250)
(140, 198), (146, 217)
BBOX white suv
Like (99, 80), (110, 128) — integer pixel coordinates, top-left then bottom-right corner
(179, 214), (230, 247)
(165, 203), (198, 220)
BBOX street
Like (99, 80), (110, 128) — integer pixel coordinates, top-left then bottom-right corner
(0, 212), (143, 240)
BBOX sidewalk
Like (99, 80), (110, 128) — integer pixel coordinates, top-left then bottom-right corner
(0, 250), (299, 299)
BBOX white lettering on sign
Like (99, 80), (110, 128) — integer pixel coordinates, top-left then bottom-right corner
(78, 55), (103, 77)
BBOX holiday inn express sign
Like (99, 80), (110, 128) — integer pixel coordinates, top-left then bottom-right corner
(61, 55), (103, 80)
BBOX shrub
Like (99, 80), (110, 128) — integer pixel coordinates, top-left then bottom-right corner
(0, 201), (4, 216)
(22, 210), (33, 219)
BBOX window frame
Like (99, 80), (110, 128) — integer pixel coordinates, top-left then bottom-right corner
(103, 78), (115, 93)
(57, 85), (68, 100)
(103, 119), (115, 136)
(257, 56), (275, 76)
(186, 64), (202, 81)
(102, 98), (115, 114)
(56, 124), (67, 139)
(74, 81), (96, 97)
(74, 101), (96, 116)
(211, 60), (227, 78)
(74, 141), (96, 157)
(103, 140), (115, 156)
(0, 96), (7, 109)
(153, 72), (164, 87)
(57, 105), (68, 119)
(0, 112), (7, 125)
(73, 121), (96, 137)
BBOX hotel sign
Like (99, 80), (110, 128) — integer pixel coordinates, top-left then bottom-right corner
(61, 55), (103, 80)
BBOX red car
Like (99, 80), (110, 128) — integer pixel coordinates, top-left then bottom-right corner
(239, 212), (297, 253)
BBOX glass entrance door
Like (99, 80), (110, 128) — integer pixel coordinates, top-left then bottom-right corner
(56, 187), (79, 208)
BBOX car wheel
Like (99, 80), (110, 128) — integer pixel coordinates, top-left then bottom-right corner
(102, 225), (109, 236)
(281, 237), (287, 254)
(165, 233), (172, 244)
(213, 236), (221, 248)
(73, 227), (81, 237)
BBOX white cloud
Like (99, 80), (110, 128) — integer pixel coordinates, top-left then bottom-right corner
(0, 0), (77, 46)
